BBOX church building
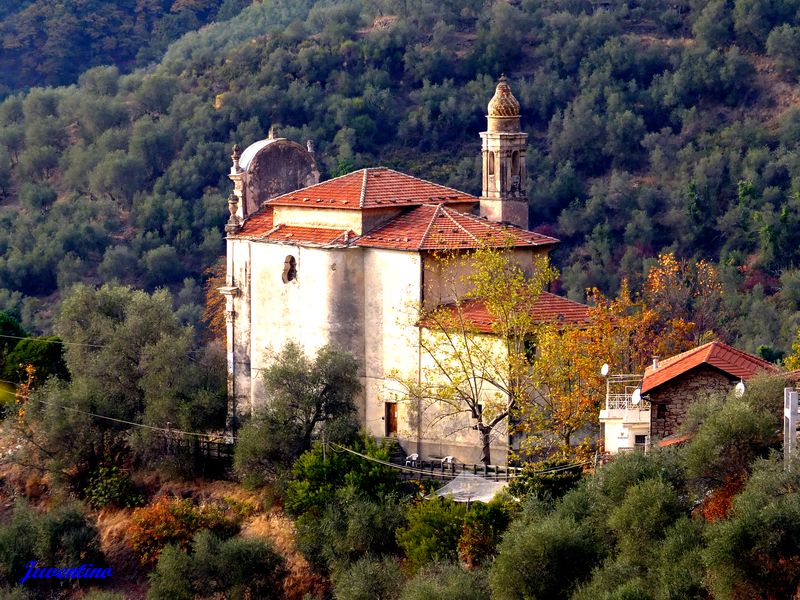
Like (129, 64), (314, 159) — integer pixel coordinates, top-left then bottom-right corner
(221, 77), (588, 464)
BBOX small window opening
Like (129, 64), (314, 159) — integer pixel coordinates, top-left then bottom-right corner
(282, 255), (297, 283)
(511, 150), (520, 176)
(488, 152), (495, 176)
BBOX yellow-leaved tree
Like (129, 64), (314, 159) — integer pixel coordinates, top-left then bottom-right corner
(391, 243), (557, 466)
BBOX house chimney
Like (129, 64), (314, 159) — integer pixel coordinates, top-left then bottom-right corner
(652, 356), (659, 370)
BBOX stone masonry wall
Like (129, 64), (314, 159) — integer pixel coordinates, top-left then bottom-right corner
(649, 367), (735, 439)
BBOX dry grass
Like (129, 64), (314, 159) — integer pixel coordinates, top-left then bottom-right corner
(243, 511), (328, 600)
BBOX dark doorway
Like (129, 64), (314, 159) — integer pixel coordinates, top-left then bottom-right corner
(385, 402), (398, 437)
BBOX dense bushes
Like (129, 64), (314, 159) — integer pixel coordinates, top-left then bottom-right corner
(148, 530), (286, 600)
(396, 498), (467, 570)
(15, 284), (227, 486)
(0, 501), (105, 588)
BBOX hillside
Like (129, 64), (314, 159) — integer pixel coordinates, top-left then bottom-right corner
(2, 0), (800, 353)
(0, 0), (250, 96)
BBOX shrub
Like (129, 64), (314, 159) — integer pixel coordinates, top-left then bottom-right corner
(84, 466), (145, 509)
(396, 498), (467, 571)
(607, 478), (686, 565)
(332, 556), (404, 600)
(490, 513), (600, 600)
(283, 435), (401, 516)
(457, 500), (510, 569)
(148, 530), (287, 600)
(295, 486), (407, 574)
(507, 458), (583, 499)
(400, 562), (490, 600)
(0, 501), (105, 587)
(128, 497), (240, 566)
(704, 456), (800, 599)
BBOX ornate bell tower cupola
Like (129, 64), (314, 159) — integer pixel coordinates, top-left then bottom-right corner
(480, 76), (528, 229)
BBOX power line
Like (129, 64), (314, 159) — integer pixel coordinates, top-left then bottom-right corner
(0, 377), (225, 440)
(2, 378), (591, 476)
(0, 333), (104, 348)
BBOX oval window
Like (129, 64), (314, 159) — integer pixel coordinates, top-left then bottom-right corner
(282, 255), (297, 283)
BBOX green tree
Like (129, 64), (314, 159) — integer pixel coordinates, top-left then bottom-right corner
(1, 336), (68, 385)
(400, 563), (490, 600)
(148, 530), (287, 600)
(233, 341), (361, 483)
(16, 284), (225, 484)
(332, 556), (404, 600)
(396, 498), (467, 571)
(705, 456), (800, 599)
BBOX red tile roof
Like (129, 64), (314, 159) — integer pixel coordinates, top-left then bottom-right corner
(237, 206), (274, 236)
(657, 432), (693, 448)
(266, 167), (477, 210)
(236, 221), (352, 247)
(421, 293), (590, 333)
(641, 341), (778, 394)
(356, 204), (558, 250)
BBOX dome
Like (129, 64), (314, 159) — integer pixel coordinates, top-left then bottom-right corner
(487, 75), (520, 118)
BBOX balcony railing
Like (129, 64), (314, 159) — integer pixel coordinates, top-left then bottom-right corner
(605, 394), (651, 411)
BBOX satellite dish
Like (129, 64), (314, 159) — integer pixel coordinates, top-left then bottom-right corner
(734, 380), (746, 397)
(600, 363), (609, 377)
(631, 388), (641, 405)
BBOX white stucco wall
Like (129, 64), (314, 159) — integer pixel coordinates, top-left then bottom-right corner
(599, 408), (651, 453)
(362, 248), (423, 445)
(242, 241), (365, 417)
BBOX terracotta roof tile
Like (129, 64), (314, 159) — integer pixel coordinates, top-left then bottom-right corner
(641, 341), (778, 394)
(421, 293), (589, 333)
(356, 204), (559, 250)
(266, 167), (476, 210)
(236, 206), (273, 236)
(235, 218), (352, 247)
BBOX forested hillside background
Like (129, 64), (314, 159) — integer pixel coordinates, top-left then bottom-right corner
(3, 0), (800, 354)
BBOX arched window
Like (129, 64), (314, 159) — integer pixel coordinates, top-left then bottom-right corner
(511, 150), (520, 176)
(488, 151), (495, 176)
(282, 255), (297, 283)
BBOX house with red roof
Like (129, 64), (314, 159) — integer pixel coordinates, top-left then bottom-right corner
(645, 341), (778, 440)
(601, 341), (779, 454)
(219, 78), (588, 464)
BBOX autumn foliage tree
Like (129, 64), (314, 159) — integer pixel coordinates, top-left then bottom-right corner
(642, 252), (724, 344)
(514, 276), (698, 460)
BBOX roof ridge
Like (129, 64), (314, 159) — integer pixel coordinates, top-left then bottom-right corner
(453, 207), (561, 243)
(653, 341), (716, 370)
(267, 168), (366, 204)
(710, 340), (775, 369)
(537, 290), (587, 306)
(419, 204), (443, 249)
(376, 166), (479, 199)
(359, 168), (368, 209)
(442, 206), (479, 243)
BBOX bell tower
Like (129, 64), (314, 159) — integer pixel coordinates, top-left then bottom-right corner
(480, 75), (528, 229)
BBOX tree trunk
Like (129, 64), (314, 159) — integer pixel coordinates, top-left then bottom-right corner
(477, 422), (492, 466)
